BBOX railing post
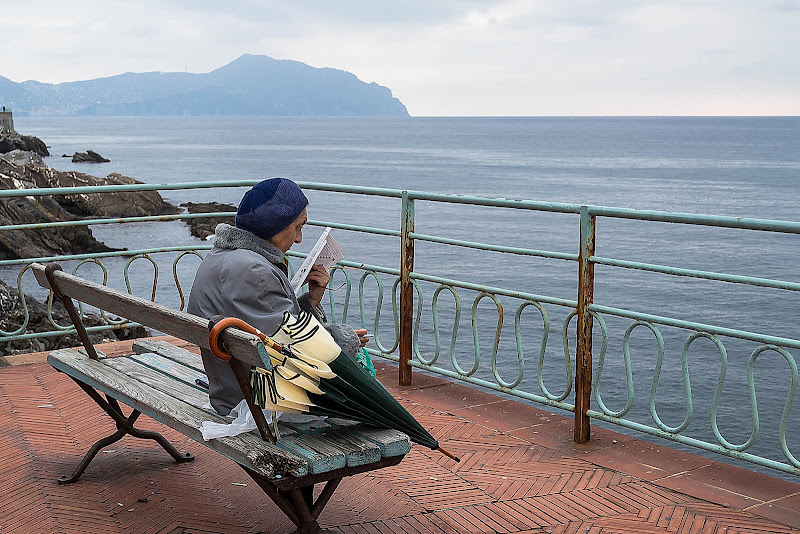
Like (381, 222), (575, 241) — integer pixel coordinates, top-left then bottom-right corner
(575, 206), (595, 443)
(399, 192), (415, 386)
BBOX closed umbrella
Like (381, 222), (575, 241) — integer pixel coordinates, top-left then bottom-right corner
(210, 311), (459, 461)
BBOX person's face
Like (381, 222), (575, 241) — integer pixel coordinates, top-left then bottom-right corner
(268, 207), (307, 253)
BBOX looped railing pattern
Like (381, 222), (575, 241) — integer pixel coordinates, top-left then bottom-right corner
(461, 292), (501, 378)
(124, 254), (159, 302)
(174, 251), (204, 311)
(517, 300), (564, 400)
(585, 317), (799, 475)
(360, 270), (400, 355)
(1, 265), (33, 337)
(327, 267), (352, 323)
(412, 279), (573, 403)
(2, 252), (208, 344)
(748, 345), (800, 469)
(427, 284), (460, 367)
(592, 318), (638, 419)
(708, 343), (798, 466)
(73, 258), (128, 326)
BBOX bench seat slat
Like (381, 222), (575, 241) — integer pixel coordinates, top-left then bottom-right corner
(48, 348), (308, 479)
(350, 428), (412, 457)
(103, 356), (211, 411)
(133, 339), (206, 373)
(319, 431), (382, 467)
(128, 352), (207, 390)
(276, 435), (346, 474)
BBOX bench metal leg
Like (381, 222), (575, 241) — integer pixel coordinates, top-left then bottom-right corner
(244, 468), (342, 534)
(58, 424), (128, 484)
(242, 454), (402, 533)
(58, 376), (194, 485)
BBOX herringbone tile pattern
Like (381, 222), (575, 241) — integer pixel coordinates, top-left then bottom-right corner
(1, 356), (798, 534)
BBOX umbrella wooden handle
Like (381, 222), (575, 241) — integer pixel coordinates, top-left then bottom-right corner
(208, 316), (267, 361)
(437, 446), (461, 462)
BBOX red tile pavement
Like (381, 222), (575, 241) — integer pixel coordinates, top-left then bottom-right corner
(1, 338), (798, 534)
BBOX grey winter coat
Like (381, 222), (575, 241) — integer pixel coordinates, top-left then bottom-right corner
(187, 223), (359, 415)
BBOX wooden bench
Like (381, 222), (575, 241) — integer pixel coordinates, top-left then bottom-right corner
(32, 262), (410, 534)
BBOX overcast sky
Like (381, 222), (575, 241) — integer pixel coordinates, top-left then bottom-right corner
(2, 1), (798, 116)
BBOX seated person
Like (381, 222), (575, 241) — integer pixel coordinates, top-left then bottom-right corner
(188, 178), (368, 415)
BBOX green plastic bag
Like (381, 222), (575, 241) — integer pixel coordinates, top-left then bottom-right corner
(355, 347), (376, 378)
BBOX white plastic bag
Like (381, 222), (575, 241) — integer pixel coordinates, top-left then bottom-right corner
(200, 399), (324, 441)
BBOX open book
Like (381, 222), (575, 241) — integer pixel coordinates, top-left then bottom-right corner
(290, 227), (344, 295)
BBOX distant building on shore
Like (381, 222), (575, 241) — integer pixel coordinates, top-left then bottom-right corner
(0, 107), (13, 132)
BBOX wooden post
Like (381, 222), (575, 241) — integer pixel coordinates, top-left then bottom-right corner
(399, 192), (415, 386)
(575, 206), (595, 443)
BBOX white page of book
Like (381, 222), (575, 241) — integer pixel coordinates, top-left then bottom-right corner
(290, 228), (343, 294)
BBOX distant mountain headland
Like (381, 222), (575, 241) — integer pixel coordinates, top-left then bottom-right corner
(0, 54), (409, 117)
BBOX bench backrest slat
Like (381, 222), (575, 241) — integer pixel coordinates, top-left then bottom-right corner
(31, 262), (265, 368)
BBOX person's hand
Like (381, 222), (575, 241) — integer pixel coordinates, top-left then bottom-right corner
(354, 328), (369, 347)
(306, 264), (330, 307)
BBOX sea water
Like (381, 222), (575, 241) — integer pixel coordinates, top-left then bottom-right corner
(13, 116), (800, 479)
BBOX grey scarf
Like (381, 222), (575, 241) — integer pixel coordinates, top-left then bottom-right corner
(213, 223), (284, 265)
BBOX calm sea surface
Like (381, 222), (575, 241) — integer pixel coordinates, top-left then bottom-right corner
(13, 116), (800, 479)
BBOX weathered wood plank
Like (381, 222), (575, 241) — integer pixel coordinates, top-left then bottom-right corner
(107, 356), (307, 444)
(270, 455), (405, 492)
(32, 263), (267, 368)
(276, 435), (347, 474)
(103, 356), (210, 410)
(324, 418), (411, 457)
(128, 352), (207, 391)
(48, 348), (308, 478)
(322, 431), (382, 467)
(132, 339), (204, 373)
(277, 430), (381, 471)
(79, 351), (380, 473)
(326, 417), (360, 428)
(349, 427), (411, 458)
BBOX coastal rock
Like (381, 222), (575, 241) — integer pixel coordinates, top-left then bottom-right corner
(180, 201), (236, 239)
(0, 277), (148, 357)
(0, 159), (119, 260)
(23, 167), (181, 218)
(72, 150), (110, 163)
(0, 130), (50, 157)
(1, 149), (44, 166)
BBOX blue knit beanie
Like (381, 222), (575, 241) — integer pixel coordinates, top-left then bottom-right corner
(235, 178), (308, 240)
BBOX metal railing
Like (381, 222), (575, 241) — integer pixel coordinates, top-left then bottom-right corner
(1, 180), (798, 477)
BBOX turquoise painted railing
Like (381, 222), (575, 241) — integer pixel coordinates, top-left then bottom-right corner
(1, 180), (797, 477)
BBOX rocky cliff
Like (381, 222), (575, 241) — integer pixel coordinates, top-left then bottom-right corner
(0, 157), (180, 260)
(23, 164), (180, 218)
(180, 201), (236, 239)
(0, 127), (49, 156)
